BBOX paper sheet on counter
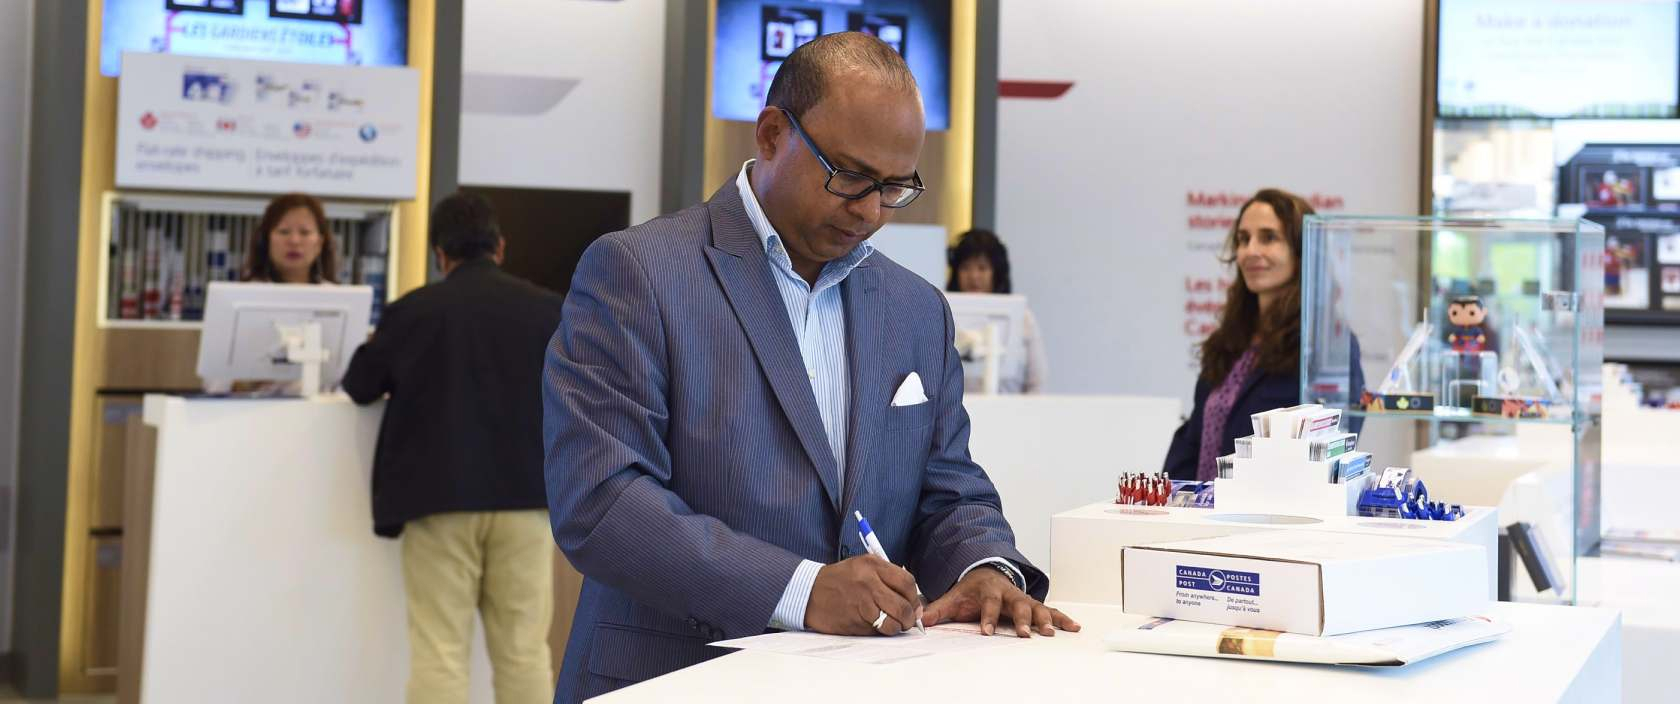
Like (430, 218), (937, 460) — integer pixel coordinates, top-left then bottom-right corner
(1104, 616), (1508, 667)
(711, 623), (1021, 665)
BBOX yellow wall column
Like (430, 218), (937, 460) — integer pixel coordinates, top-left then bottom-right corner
(57, 1), (437, 692)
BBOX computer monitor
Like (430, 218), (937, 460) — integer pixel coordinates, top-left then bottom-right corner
(196, 281), (373, 395)
(943, 292), (1026, 395)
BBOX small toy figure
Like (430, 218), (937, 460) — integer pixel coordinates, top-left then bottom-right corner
(1605, 237), (1638, 296)
(1590, 169), (1634, 207)
(1445, 295), (1493, 354)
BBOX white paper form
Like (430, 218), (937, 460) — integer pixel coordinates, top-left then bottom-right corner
(1103, 616), (1509, 666)
(711, 623), (1022, 665)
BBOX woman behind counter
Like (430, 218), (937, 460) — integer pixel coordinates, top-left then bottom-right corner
(947, 228), (1048, 394)
(219, 193), (339, 395)
(1163, 188), (1362, 480)
(244, 192), (338, 284)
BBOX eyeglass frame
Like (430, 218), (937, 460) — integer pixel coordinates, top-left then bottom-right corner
(776, 107), (926, 209)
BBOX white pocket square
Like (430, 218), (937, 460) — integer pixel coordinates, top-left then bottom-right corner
(891, 372), (929, 407)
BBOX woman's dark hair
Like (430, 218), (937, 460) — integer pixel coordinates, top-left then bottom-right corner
(244, 193), (337, 284)
(1198, 188), (1315, 383)
(430, 190), (501, 261)
(945, 228), (1012, 294)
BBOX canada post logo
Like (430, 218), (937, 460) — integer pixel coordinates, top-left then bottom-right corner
(1177, 565), (1260, 596)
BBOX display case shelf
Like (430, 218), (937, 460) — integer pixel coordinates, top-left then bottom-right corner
(1343, 408), (1576, 426)
(95, 192), (399, 329)
(1301, 214), (1604, 605)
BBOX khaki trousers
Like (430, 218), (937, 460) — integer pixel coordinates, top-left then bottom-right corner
(403, 510), (555, 704)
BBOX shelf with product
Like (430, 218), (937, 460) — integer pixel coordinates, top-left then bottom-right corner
(1300, 214), (1605, 605)
(96, 192), (398, 329)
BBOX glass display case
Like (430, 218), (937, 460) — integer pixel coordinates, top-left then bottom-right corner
(1300, 215), (1604, 604)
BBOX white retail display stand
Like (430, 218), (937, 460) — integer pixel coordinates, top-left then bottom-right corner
(1582, 461), (1680, 704)
(962, 394), (1182, 569)
(1047, 501), (1498, 605)
(1580, 555), (1680, 704)
(140, 395), (501, 704)
(591, 600), (1621, 703)
(1407, 387), (1680, 704)
(1215, 468), (1368, 516)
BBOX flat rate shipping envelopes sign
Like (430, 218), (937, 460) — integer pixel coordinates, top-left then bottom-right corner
(116, 51), (420, 200)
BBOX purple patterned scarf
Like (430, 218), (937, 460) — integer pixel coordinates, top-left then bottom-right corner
(1197, 347), (1260, 481)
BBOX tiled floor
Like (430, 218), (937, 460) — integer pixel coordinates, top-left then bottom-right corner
(0, 684), (114, 704)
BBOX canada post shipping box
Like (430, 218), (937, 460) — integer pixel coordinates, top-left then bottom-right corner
(1121, 531), (1488, 636)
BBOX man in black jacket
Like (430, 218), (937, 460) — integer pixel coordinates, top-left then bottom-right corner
(343, 191), (563, 704)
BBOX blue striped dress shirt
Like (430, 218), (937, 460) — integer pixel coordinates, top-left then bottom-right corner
(736, 163), (873, 631)
(740, 163), (1021, 632)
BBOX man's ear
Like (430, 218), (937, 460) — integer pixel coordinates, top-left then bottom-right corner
(754, 106), (784, 162)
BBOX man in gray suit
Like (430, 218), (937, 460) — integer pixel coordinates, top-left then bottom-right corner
(543, 32), (1078, 702)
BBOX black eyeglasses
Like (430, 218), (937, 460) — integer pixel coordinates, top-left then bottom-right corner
(777, 107), (925, 209)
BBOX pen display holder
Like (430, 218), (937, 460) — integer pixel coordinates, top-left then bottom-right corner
(1439, 350), (1497, 410)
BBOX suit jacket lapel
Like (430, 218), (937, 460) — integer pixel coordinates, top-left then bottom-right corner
(702, 180), (842, 511)
(839, 265), (885, 515)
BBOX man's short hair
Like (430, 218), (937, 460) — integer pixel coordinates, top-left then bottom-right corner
(431, 190), (500, 261)
(764, 31), (918, 119)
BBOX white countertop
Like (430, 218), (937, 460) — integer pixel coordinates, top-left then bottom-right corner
(591, 601), (1620, 703)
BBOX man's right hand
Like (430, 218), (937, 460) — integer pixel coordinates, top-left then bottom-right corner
(804, 555), (922, 636)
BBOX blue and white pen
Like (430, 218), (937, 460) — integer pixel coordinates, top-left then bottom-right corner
(855, 510), (926, 635)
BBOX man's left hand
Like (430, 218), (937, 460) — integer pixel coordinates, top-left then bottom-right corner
(920, 566), (1081, 637)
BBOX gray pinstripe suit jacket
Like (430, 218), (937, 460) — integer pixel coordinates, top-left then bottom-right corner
(543, 181), (1046, 702)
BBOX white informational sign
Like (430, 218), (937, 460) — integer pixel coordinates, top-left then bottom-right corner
(115, 51), (420, 199)
(997, 0), (1420, 405)
(1438, 0), (1679, 119)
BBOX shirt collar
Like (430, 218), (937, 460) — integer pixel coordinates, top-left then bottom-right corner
(736, 160), (874, 285)
(445, 256), (498, 279)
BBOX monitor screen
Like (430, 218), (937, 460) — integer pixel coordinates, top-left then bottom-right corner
(196, 281), (372, 391)
(712, 0), (951, 130)
(270, 0), (363, 24)
(167, 0), (245, 16)
(459, 185), (629, 298)
(944, 292), (1026, 392)
(1437, 0), (1680, 119)
(100, 0), (408, 77)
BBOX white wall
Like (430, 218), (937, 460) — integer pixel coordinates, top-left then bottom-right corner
(458, 0), (667, 225)
(0, 0), (31, 654)
(996, 0), (1422, 403)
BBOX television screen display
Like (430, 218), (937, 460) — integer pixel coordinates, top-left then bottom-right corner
(270, 0), (363, 24)
(713, 0), (951, 130)
(167, 0), (245, 15)
(1437, 0), (1679, 118)
(101, 0), (406, 77)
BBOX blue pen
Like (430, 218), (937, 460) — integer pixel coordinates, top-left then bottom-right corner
(855, 510), (926, 635)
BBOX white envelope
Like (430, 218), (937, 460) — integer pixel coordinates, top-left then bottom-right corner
(891, 372), (929, 407)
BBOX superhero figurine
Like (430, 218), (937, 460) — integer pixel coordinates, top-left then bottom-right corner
(1591, 170), (1633, 207)
(1445, 295), (1493, 354)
